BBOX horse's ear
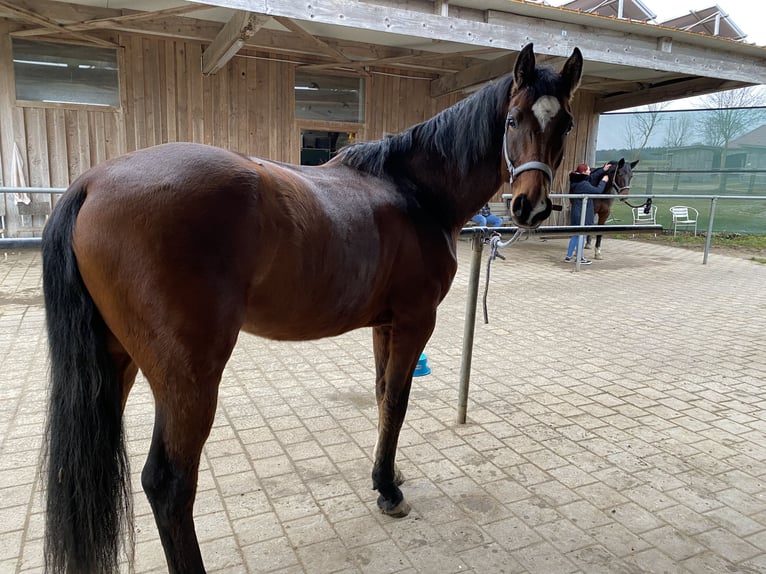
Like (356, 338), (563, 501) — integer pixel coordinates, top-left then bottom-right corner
(513, 43), (536, 90)
(630, 160), (640, 168)
(617, 158), (626, 168)
(559, 47), (583, 98)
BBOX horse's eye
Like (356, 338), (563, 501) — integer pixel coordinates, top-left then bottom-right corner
(507, 117), (518, 129)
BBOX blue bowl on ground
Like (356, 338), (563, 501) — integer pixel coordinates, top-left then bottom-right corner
(413, 353), (431, 377)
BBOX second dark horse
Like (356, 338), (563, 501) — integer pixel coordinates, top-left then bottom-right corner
(586, 158), (639, 259)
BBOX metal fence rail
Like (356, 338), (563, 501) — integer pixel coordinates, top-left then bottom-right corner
(502, 192), (766, 264)
(555, 193), (766, 264)
(5, 187), (766, 265)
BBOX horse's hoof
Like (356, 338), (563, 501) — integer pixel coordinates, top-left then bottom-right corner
(594, 253), (603, 260)
(377, 495), (411, 518)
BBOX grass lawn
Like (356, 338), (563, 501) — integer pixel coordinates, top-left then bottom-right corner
(606, 173), (766, 235)
(607, 198), (766, 235)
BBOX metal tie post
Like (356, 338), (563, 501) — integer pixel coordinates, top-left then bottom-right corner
(457, 232), (484, 424)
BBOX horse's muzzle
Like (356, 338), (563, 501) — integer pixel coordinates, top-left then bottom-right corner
(510, 194), (552, 229)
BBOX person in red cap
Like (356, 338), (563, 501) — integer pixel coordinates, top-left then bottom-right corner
(565, 161), (611, 264)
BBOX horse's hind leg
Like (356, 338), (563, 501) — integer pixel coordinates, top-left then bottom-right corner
(141, 361), (225, 574)
(371, 317), (435, 517)
(107, 333), (139, 408)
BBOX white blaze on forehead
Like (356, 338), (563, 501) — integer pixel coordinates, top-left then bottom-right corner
(532, 95), (561, 130)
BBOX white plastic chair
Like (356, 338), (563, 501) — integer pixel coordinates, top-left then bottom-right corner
(632, 205), (657, 226)
(669, 205), (698, 236)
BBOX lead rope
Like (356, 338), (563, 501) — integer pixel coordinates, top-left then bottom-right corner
(622, 196), (653, 213)
(609, 172), (651, 213)
(485, 114), (554, 323)
(482, 229), (525, 324)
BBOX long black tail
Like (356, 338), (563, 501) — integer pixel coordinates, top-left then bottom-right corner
(41, 183), (133, 573)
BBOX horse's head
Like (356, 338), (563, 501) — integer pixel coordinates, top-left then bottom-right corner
(503, 44), (583, 228)
(611, 158), (639, 196)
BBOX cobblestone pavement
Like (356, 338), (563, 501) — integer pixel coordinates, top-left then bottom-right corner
(1, 237), (765, 574)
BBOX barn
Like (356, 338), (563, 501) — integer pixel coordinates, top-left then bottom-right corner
(1, 0), (766, 234)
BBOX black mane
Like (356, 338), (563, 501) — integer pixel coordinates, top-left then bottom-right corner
(337, 66), (564, 181)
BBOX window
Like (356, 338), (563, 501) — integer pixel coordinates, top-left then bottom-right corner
(300, 130), (355, 165)
(295, 72), (363, 123)
(12, 39), (120, 107)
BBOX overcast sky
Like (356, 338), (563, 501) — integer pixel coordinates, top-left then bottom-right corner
(544, 0), (766, 46)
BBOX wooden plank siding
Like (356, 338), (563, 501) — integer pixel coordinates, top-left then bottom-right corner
(0, 27), (597, 232)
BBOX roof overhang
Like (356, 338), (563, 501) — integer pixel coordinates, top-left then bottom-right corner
(3, 0), (765, 112)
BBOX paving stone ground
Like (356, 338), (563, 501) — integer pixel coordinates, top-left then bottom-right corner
(1, 236), (765, 574)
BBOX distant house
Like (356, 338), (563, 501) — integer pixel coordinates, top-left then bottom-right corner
(729, 124), (766, 174)
(667, 123), (766, 184)
(667, 145), (722, 182)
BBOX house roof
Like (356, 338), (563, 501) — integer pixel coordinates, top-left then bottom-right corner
(730, 124), (766, 148)
(659, 5), (746, 40)
(559, 0), (656, 22)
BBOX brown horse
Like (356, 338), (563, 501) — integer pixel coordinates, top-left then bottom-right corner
(586, 157), (639, 259)
(42, 43), (582, 574)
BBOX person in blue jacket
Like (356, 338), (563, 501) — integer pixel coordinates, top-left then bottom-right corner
(565, 162), (611, 264)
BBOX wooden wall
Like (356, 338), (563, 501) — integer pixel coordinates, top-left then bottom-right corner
(0, 26), (443, 190)
(0, 21), (596, 230)
(118, 36), (300, 161)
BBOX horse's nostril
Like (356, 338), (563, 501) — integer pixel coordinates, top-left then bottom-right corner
(511, 194), (551, 228)
(531, 198), (553, 224)
(511, 196), (526, 222)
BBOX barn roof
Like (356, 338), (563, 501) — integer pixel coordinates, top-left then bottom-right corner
(2, 0), (765, 112)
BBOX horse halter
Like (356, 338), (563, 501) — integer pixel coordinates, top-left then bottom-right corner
(611, 176), (631, 194)
(502, 112), (553, 185)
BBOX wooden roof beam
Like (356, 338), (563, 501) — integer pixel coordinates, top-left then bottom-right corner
(189, 0), (766, 84)
(596, 76), (751, 112)
(0, 0), (115, 47)
(12, 5), (204, 38)
(273, 16), (353, 65)
(202, 11), (269, 75)
(431, 51), (557, 97)
(298, 47), (498, 73)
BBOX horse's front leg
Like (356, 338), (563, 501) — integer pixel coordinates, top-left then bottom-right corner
(371, 319), (434, 517)
(594, 212), (609, 259)
(594, 234), (603, 259)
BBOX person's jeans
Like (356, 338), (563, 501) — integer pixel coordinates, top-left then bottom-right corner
(471, 214), (503, 227)
(567, 235), (582, 258)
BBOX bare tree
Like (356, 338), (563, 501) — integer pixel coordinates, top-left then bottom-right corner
(662, 113), (695, 148)
(622, 103), (666, 158)
(696, 86), (766, 190)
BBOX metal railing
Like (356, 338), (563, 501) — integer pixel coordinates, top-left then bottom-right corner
(0, 186), (65, 241)
(502, 192), (766, 264)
